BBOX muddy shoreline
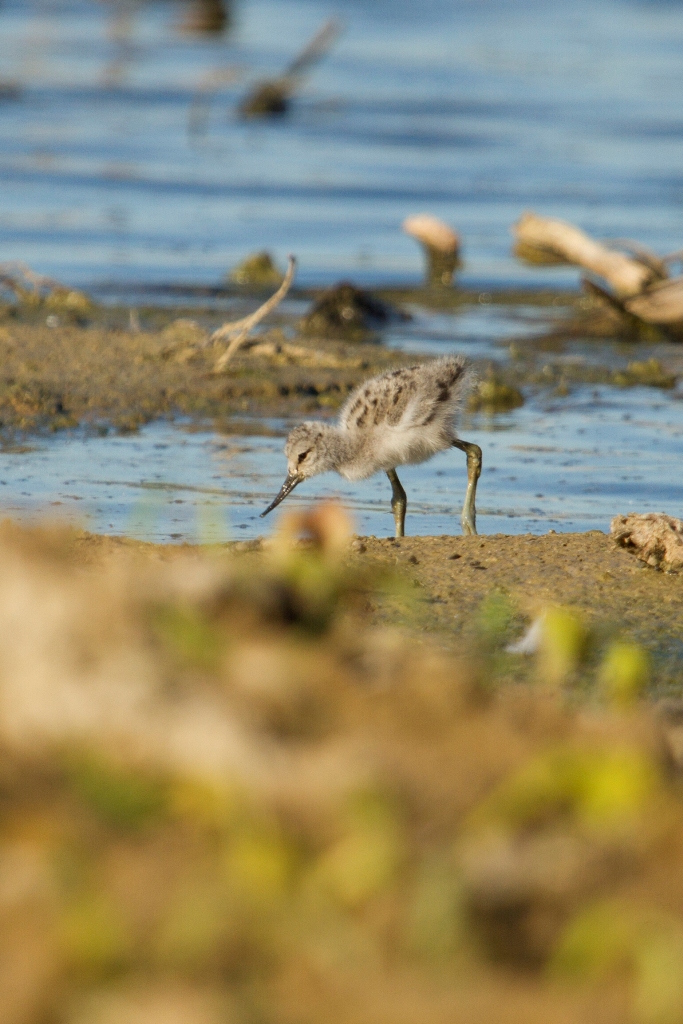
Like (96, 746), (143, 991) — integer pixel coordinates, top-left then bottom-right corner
(0, 284), (681, 437)
(74, 527), (683, 696)
(0, 284), (680, 692)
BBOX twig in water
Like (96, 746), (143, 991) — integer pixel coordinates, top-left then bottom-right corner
(513, 212), (656, 298)
(238, 19), (341, 117)
(286, 18), (341, 81)
(211, 255), (296, 371)
(0, 262), (62, 299)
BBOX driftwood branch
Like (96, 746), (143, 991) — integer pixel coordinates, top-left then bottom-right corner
(239, 19), (341, 117)
(0, 261), (61, 297)
(402, 214), (461, 287)
(512, 212), (657, 298)
(285, 18), (341, 82)
(624, 277), (683, 325)
(211, 255), (296, 371)
(604, 239), (668, 280)
(512, 212), (683, 328)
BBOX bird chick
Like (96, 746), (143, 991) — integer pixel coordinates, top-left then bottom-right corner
(262, 355), (482, 537)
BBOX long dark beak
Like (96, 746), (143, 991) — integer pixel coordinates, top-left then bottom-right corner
(260, 473), (303, 517)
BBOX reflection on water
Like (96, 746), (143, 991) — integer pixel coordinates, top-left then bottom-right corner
(0, 0), (682, 290)
(1, 385), (680, 542)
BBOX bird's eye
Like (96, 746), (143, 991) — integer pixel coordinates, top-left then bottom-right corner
(297, 450), (310, 465)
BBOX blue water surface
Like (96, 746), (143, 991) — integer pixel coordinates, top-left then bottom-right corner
(1, 384), (680, 542)
(0, 0), (682, 290)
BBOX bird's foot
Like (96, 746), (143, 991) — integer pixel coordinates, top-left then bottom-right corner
(461, 512), (477, 536)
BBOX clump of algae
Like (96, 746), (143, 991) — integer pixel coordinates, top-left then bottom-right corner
(228, 252), (284, 288)
(468, 373), (525, 413)
(613, 358), (677, 389)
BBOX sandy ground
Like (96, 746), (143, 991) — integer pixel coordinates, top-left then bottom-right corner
(358, 532), (682, 687)
(73, 528), (683, 694)
(0, 319), (409, 434)
(2, 514), (683, 1024)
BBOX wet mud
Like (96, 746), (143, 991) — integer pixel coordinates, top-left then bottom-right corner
(0, 316), (411, 435)
(0, 286), (681, 437)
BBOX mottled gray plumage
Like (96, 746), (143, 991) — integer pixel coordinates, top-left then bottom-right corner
(262, 355), (482, 536)
(342, 355), (468, 429)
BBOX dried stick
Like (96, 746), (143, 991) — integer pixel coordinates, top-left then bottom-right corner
(212, 255), (296, 371)
(0, 261), (61, 296)
(624, 276), (683, 325)
(604, 239), (668, 280)
(285, 18), (341, 82)
(239, 18), (341, 116)
(513, 212), (655, 298)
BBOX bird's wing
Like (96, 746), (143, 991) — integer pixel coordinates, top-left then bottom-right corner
(339, 366), (420, 431)
(339, 357), (472, 433)
(398, 357), (472, 431)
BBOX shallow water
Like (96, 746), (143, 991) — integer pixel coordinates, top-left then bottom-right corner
(1, 0), (683, 291)
(1, 383), (680, 542)
(385, 303), (551, 359)
(1, 0), (682, 539)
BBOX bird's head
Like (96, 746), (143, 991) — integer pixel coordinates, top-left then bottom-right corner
(261, 423), (336, 517)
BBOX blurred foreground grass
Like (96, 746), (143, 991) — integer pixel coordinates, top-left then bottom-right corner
(0, 507), (682, 1024)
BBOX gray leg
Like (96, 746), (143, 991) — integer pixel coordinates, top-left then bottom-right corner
(452, 439), (482, 536)
(386, 468), (407, 538)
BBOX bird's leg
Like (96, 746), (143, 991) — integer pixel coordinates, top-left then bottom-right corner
(452, 439), (482, 536)
(386, 468), (407, 538)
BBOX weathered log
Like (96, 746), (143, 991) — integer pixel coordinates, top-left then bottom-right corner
(624, 276), (683, 325)
(607, 239), (669, 280)
(402, 214), (461, 287)
(513, 212), (656, 298)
